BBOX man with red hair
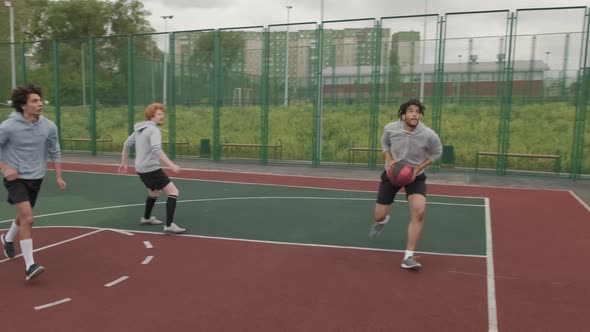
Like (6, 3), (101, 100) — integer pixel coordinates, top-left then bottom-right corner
(119, 103), (186, 234)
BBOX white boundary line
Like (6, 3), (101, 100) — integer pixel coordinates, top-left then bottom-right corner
(568, 190), (590, 214)
(143, 241), (153, 249)
(57, 161), (584, 193)
(0, 196), (485, 225)
(57, 167), (491, 200)
(141, 256), (153, 265)
(34, 298), (72, 311)
(104, 276), (128, 287)
(485, 197), (499, 332)
(0, 229), (105, 264)
(0, 225), (486, 259)
(54, 162), (590, 210)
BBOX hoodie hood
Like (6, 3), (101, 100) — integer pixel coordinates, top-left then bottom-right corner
(133, 120), (157, 132)
(0, 111), (61, 179)
(9, 111), (46, 126)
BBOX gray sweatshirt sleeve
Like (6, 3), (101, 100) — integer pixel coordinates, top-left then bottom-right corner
(381, 125), (390, 152)
(47, 124), (61, 161)
(427, 131), (443, 162)
(122, 132), (136, 153)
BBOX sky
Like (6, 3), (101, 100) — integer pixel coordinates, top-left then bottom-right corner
(142, 0), (590, 33)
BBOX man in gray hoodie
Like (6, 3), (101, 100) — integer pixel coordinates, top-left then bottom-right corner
(369, 98), (442, 270)
(118, 103), (186, 234)
(0, 84), (67, 281)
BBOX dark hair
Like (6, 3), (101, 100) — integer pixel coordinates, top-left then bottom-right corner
(10, 84), (43, 113)
(397, 98), (425, 119)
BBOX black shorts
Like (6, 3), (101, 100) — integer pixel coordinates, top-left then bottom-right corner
(3, 178), (44, 208)
(138, 168), (171, 191)
(376, 170), (426, 205)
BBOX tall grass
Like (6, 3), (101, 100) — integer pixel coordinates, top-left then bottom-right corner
(0, 102), (588, 173)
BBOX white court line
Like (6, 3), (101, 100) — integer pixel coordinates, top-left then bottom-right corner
(143, 241), (153, 249)
(129, 229), (487, 258)
(0, 196), (485, 225)
(0, 224), (487, 259)
(58, 162), (581, 194)
(110, 229), (135, 236)
(0, 229), (105, 264)
(57, 167), (491, 200)
(105, 276), (128, 287)
(569, 190), (590, 214)
(34, 298), (72, 311)
(485, 197), (499, 332)
(142, 256), (153, 265)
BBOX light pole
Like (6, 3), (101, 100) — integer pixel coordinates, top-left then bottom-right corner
(419, 0), (427, 101)
(161, 15), (173, 105)
(5, 0), (16, 89)
(284, 5), (292, 107)
(544, 51), (550, 98)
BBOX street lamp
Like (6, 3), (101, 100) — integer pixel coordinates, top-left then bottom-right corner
(4, 0), (16, 89)
(161, 15), (173, 106)
(284, 5), (292, 107)
(419, 0), (428, 101)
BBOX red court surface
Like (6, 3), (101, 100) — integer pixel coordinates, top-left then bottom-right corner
(0, 162), (588, 331)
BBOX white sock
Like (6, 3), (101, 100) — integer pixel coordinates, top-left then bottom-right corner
(378, 215), (390, 225)
(5, 221), (20, 242)
(404, 250), (414, 260)
(20, 239), (35, 270)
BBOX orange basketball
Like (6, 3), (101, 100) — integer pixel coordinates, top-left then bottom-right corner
(387, 161), (415, 187)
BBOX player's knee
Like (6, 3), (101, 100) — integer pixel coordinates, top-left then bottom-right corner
(411, 209), (425, 222)
(150, 189), (161, 197)
(20, 215), (34, 226)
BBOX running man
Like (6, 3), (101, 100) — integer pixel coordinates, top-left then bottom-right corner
(0, 84), (67, 281)
(370, 98), (442, 270)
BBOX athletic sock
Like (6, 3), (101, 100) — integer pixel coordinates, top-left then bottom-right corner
(404, 250), (414, 260)
(166, 195), (178, 227)
(20, 239), (35, 270)
(5, 221), (20, 242)
(144, 196), (157, 219)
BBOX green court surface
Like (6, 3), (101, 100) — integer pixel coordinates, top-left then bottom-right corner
(0, 171), (487, 256)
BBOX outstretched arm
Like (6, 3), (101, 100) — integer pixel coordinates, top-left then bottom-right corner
(118, 133), (136, 174)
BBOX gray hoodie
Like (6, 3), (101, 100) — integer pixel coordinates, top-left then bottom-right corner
(0, 111), (61, 179)
(381, 120), (442, 174)
(123, 120), (163, 173)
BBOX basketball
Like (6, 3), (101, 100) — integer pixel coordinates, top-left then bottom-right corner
(387, 161), (415, 187)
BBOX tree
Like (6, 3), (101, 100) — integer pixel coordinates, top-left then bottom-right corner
(0, 0), (155, 105)
(186, 31), (247, 104)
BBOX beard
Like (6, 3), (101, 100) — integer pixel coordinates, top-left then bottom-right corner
(405, 118), (419, 128)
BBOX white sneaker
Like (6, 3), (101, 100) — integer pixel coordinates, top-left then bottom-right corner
(163, 223), (186, 234)
(140, 216), (163, 225)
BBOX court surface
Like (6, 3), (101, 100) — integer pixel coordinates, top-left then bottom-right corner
(0, 162), (588, 331)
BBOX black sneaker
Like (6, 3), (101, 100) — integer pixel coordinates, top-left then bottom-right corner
(25, 264), (45, 281)
(1, 234), (15, 259)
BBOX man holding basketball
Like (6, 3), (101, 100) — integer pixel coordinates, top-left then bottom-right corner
(369, 98), (442, 270)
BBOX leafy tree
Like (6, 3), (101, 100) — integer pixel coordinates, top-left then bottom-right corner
(0, 0), (155, 105)
(185, 31), (247, 104)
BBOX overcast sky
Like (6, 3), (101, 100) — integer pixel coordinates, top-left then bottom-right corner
(142, 0), (590, 32)
(142, 0), (590, 69)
